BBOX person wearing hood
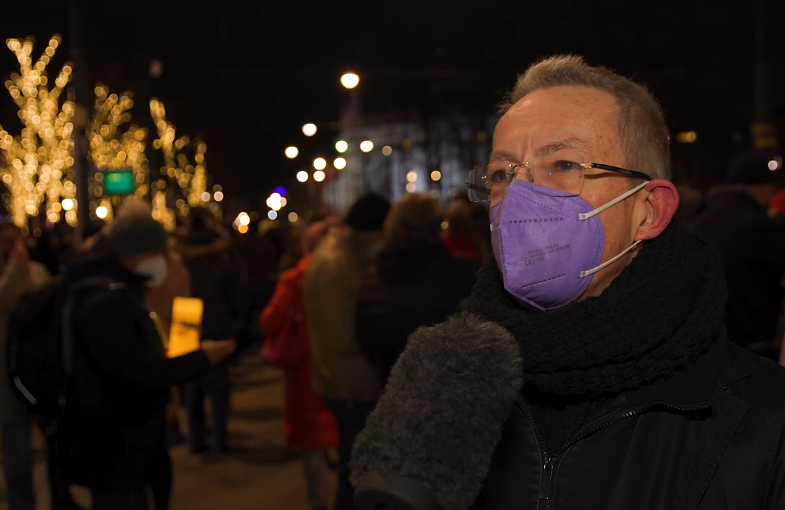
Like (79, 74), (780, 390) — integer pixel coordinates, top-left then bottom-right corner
(58, 197), (236, 510)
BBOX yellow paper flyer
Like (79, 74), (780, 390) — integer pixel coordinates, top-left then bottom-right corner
(168, 297), (203, 358)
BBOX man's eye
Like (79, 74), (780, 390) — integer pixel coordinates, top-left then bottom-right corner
(487, 169), (510, 184)
(553, 160), (581, 172)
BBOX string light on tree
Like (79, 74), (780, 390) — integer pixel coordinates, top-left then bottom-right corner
(88, 84), (148, 202)
(149, 98), (211, 227)
(0, 35), (76, 226)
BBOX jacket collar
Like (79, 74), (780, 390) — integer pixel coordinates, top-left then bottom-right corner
(626, 334), (732, 408)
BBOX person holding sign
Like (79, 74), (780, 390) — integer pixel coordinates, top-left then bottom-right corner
(58, 198), (236, 510)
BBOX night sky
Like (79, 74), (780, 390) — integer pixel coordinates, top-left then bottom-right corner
(1, 0), (783, 212)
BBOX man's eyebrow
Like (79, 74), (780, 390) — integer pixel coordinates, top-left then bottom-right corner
(534, 137), (585, 158)
(489, 150), (521, 163)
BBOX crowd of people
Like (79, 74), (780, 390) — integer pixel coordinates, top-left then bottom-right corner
(1, 53), (785, 510)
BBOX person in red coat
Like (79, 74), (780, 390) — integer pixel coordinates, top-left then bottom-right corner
(260, 219), (338, 510)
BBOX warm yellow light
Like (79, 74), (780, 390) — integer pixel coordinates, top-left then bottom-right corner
(313, 170), (326, 182)
(382, 145), (393, 156)
(334, 157), (347, 170)
(341, 72), (360, 89)
(296, 171), (309, 182)
(405, 183), (416, 193)
(237, 223), (249, 234)
(280, 197), (288, 208)
(96, 206), (108, 219)
(288, 212), (298, 222)
(285, 146), (299, 159)
(431, 170), (442, 182)
(302, 123), (317, 137)
(313, 158), (327, 170)
(61, 198), (74, 211)
(360, 140), (374, 153)
(237, 212), (250, 226)
(676, 131), (697, 143)
(335, 140), (348, 153)
(266, 193), (282, 211)
(213, 191), (224, 202)
(406, 170), (418, 183)
(200, 191), (211, 202)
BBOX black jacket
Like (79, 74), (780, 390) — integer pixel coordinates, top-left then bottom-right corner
(689, 189), (785, 356)
(60, 238), (210, 490)
(179, 234), (242, 341)
(357, 241), (479, 384)
(476, 338), (785, 510)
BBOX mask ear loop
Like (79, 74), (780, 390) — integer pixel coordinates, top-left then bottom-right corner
(580, 240), (642, 278)
(577, 180), (649, 278)
(578, 181), (650, 221)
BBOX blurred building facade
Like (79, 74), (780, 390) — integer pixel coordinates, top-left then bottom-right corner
(323, 114), (497, 214)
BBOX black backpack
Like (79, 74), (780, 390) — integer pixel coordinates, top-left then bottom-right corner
(7, 270), (123, 427)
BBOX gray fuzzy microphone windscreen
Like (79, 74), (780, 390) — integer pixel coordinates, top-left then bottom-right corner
(350, 312), (523, 510)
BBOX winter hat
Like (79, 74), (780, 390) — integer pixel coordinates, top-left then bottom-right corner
(726, 151), (779, 185)
(104, 196), (168, 257)
(345, 193), (391, 232)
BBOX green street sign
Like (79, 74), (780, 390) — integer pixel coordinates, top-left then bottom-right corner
(103, 169), (135, 195)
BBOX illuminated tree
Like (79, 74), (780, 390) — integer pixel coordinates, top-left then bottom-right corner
(0, 35), (76, 226)
(88, 84), (149, 204)
(149, 99), (211, 220)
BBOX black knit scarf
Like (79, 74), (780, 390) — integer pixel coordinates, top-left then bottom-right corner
(460, 222), (727, 400)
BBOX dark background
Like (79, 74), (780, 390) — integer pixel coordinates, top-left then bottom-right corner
(1, 0), (783, 212)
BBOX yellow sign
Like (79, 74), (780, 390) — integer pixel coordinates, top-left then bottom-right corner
(167, 297), (204, 358)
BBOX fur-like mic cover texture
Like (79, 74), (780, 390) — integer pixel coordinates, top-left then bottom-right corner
(350, 312), (523, 510)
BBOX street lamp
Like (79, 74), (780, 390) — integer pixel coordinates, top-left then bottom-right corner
(302, 123), (317, 137)
(340, 72), (360, 89)
(313, 157), (327, 170)
(296, 171), (309, 182)
(360, 140), (374, 153)
(285, 146), (299, 159)
(334, 157), (347, 170)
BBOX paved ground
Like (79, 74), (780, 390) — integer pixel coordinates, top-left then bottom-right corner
(0, 355), (333, 510)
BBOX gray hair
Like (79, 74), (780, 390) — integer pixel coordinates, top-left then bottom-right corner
(498, 54), (671, 181)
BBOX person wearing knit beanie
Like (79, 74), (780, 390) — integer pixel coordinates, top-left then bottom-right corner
(103, 197), (170, 287)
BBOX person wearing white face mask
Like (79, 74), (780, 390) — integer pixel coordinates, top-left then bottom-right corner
(55, 197), (236, 510)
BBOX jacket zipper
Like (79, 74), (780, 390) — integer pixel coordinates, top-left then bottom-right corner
(518, 398), (709, 509)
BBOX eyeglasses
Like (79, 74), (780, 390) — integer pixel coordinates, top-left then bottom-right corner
(465, 158), (652, 202)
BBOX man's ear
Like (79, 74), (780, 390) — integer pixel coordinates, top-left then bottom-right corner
(634, 179), (679, 241)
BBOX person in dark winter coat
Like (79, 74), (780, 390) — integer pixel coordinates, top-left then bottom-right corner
(689, 151), (785, 359)
(178, 207), (242, 453)
(357, 193), (479, 385)
(355, 55), (785, 510)
(59, 198), (236, 510)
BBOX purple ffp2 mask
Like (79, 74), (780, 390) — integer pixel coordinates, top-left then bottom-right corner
(491, 179), (647, 311)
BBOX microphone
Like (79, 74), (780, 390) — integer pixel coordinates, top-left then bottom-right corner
(350, 312), (523, 510)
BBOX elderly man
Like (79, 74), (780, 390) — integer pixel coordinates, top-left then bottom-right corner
(447, 55), (785, 508)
